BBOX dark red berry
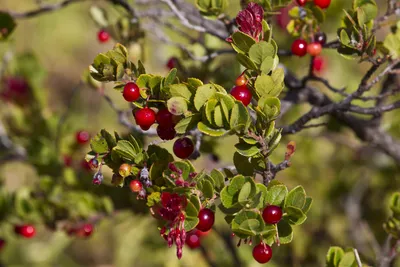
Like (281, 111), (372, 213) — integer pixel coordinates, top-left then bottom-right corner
(134, 107), (156, 131)
(230, 85), (252, 106)
(313, 56), (325, 72)
(97, 29), (110, 43)
(76, 131), (90, 144)
(122, 82), (140, 102)
(81, 159), (92, 171)
(88, 158), (99, 170)
(314, 32), (327, 45)
(76, 224), (94, 237)
(63, 155), (73, 167)
(186, 231), (201, 249)
(166, 57), (179, 69)
(15, 224), (36, 238)
(196, 208), (215, 232)
(314, 0), (330, 9)
(253, 243), (272, 263)
(0, 238), (5, 250)
(262, 205), (283, 224)
(156, 108), (176, 127)
(235, 74), (247, 86)
(157, 125), (176, 140)
(307, 42), (322, 56)
(130, 180), (143, 192)
(291, 39), (308, 57)
(1, 77), (30, 104)
(173, 137), (194, 159)
(296, 0), (307, 6)
(196, 229), (210, 237)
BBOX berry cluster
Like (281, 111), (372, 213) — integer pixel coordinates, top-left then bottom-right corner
(291, 32), (326, 57)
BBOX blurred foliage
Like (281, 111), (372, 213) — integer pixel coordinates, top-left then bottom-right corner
(0, 0), (399, 266)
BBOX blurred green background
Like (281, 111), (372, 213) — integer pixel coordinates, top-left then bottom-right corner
(0, 0), (399, 266)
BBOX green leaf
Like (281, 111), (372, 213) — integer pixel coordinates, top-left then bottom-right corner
(338, 252), (357, 267)
(284, 206), (307, 225)
(185, 200), (199, 218)
(138, 60), (146, 75)
(233, 152), (255, 176)
(234, 143), (260, 157)
(339, 29), (352, 47)
(136, 74), (152, 89)
(232, 210), (264, 237)
(167, 96), (188, 115)
(302, 197), (313, 214)
(113, 140), (137, 161)
(184, 217), (199, 232)
(0, 12), (16, 41)
(248, 41), (275, 66)
(310, 5), (325, 23)
(174, 114), (201, 134)
(277, 220), (293, 244)
(284, 185), (306, 209)
(326, 246), (345, 267)
(189, 195), (201, 212)
(128, 135), (142, 153)
(89, 6), (109, 27)
(194, 84), (217, 111)
(256, 184), (268, 209)
(164, 68), (177, 87)
(210, 169), (225, 191)
(169, 84), (192, 100)
(187, 78), (203, 89)
(236, 53), (258, 70)
(205, 98), (219, 124)
(201, 180), (214, 199)
(260, 57), (274, 74)
(220, 175), (255, 208)
(90, 133), (109, 154)
(265, 184), (287, 206)
(214, 105), (224, 127)
(238, 182), (252, 204)
(197, 122), (227, 137)
(255, 74), (275, 97)
(232, 31), (256, 53)
(229, 102), (250, 131)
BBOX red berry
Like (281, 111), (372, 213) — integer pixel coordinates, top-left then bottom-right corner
(134, 107), (156, 131)
(97, 29), (110, 43)
(63, 155), (73, 167)
(166, 57), (179, 69)
(314, 32), (327, 45)
(81, 159), (92, 171)
(186, 231), (201, 249)
(230, 85), (252, 106)
(156, 109), (175, 127)
(173, 137), (194, 159)
(88, 158), (99, 170)
(122, 82), (140, 102)
(196, 208), (215, 232)
(76, 130), (90, 144)
(276, 6), (291, 29)
(235, 74), (247, 86)
(291, 39), (308, 57)
(157, 125), (176, 140)
(130, 180), (143, 192)
(0, 238), (6, 250)
(196, 229), (210, 237)
(252, 243), (272, 263)
(307, 42), (322, 56)
(312, 56), (325, 72)
(76, 224), (94, 237)
(2, 77), (30, 104)
(296, 0), (307, 6)
(262, 205), (283, 224)
(15, 224), (36, 238)
(314, 0), (330, 9)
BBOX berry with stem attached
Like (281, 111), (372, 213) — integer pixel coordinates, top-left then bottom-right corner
(122, 82), (141, 102)
(307, 42), (322, 56)
(230, 85), (252, 106)
(262, 205), (283, 224)
(296, 0), (307, 6)
(134, 107), (156, 131)
(173, 137), (194, 159)
(291, 39), (308, 57)
(130, 180), (143, 192)
(314, 32), (327, 45)
(97, 29), (110, 43)
(196, 208), (215, 232)
(76, 130), (90, 144)
(15, 224), (36, 238)
(253, 243), (273, 263)
(314, 0), (331, 9)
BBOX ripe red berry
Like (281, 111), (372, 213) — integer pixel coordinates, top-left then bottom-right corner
(15, 224), (36, 238)
(122, 82), (140, 102)
(230, 85), (252, 106)
(291, 39), (308, 57)
(186, 231), (201, 249)
(296, 0), (307, 6)
(76, 224), (94, 237)
(134, 107), (156, 131)
(314, 32), (327, 45)
(76, 130), (90, 144)
(307, 42), (322, 56)
(196, 229), (210, 237)
(130, 180), (143, 192)
(253, 243), (273, 263)
(166, 57), (179, 69)
(314, 0), (330, 9)
(88, 158), (99, 170)
(235, 74), (247, 86)
(157, 125), (176, 140)
(196, 208), (215, 232)
(262, 205), (283, 224)
(173, 137), (194, 159)
(63, 155), (73, 167)
(156, 108), (175, 127)
(97, 29), (110, 43)
(313, 56), (325, 72)
(0, 238), (6, 250)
